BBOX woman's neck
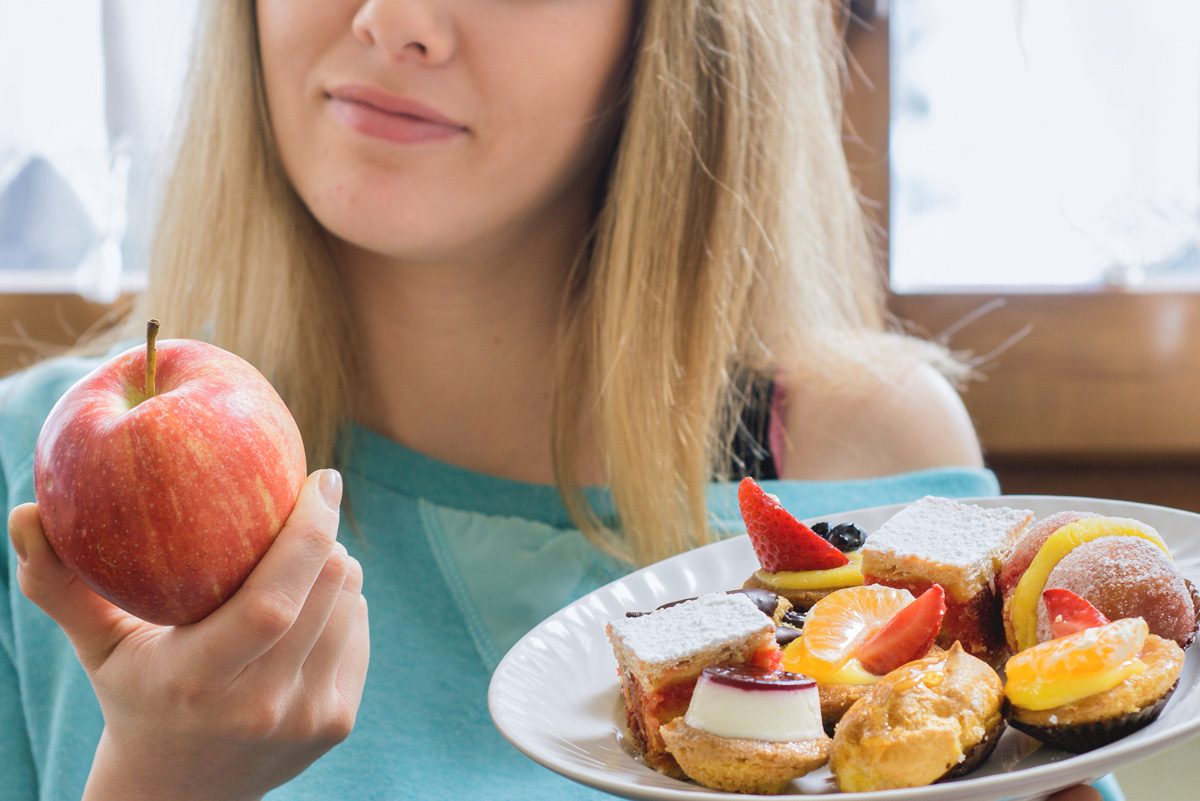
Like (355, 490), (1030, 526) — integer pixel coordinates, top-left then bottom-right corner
(336, 214), (588, 485)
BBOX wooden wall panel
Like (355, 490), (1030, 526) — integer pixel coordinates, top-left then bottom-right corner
(0, 294), (128, 379)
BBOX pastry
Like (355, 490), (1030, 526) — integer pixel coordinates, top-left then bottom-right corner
(830, 642), (1006, 791)
(1001, 515), (1196, 652)
(660, 665), (830, 794)
(605, 592), (780, 776)
(997, 511), (1095, 598)
(738, 477), (865, 610)
(1005, 589), (1185, 753)
(861, 496), (1031, 665)
(1039, 537), (1199, 649)
(781, 583), (946, 730)
(625, 587), (805, 648)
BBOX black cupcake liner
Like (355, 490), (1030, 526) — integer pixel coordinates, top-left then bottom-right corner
(938, 715), (1008, 782)
(1009, 681), (1178, 754)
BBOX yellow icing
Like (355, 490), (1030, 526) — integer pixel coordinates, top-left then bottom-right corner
(1009, 518), (1169, 651)
(1006, 659), (1145, 711)
(783, 648), (880, 686)
(1004, 618), (1149, 710)
(757, 551), (864, 591)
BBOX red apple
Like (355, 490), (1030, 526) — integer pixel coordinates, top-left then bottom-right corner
(33, 320), (307, 625)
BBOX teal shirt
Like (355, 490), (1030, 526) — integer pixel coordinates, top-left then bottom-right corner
(0, 352), (1121, 800)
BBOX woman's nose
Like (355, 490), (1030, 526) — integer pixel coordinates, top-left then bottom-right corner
(351, 0), (457, 65)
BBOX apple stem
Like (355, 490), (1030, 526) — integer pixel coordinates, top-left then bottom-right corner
(146, 319), (160, 399)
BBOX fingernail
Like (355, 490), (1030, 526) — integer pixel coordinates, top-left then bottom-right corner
(9, 526), (28, 565)
(319, 469), (343, 512)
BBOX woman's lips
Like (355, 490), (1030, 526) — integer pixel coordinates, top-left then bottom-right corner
(326, 88), (467, 145)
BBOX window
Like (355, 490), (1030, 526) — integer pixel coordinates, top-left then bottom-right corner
(0, 1), (197, 300)
(890, 0), (1200, 291)
(844, 2), (1200, 475)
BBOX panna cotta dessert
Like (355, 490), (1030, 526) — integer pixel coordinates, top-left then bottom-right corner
(660, 665), (831, 794)
(606, 593), (781, 777)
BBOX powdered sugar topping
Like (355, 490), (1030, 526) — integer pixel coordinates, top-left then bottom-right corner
(608, 593), (773, 666)
(864, 496), (1032, 567)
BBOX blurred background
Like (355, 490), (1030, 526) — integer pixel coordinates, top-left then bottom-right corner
(0, 1), (1197, 795)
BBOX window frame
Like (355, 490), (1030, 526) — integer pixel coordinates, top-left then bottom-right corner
(845, 10), (1200, 463)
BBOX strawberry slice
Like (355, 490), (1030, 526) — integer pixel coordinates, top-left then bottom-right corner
(857, 584), (946, 676)
(751, 644), (784, 672)
(738, 477), (848, 571)
(1043, 588), (1110, 639)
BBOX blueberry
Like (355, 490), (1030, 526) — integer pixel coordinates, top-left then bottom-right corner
(827, 523), (866, 552)
(810, 521), (831, 539)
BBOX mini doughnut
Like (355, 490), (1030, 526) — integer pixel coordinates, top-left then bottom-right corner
(1039, 537), (1199, 648)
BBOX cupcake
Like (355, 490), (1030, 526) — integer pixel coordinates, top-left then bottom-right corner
(738, 477), (865, 611)
(659, 665), (830, 794)
(781, 583), (946, 731)
(830, 642), (1007, 791)
(1005, 589), (1185, 753)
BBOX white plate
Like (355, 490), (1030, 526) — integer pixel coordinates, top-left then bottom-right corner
(489, 496), (1200, 800)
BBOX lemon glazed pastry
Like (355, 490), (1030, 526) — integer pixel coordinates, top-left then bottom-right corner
(1005, 589), (1185, 753)
(862, 496), (1032, 665)
(1000, 514), (1200, 652)
(605, 592), (780, 777)
(831, 642), (1007, 792)
(660, 666), (831, 794)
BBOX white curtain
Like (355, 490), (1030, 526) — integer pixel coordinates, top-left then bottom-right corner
(0, 0), (199, 301)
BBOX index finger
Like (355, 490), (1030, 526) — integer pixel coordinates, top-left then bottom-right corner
(188, 469), (343, 678)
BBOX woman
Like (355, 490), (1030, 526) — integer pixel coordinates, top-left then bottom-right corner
(2, 2), (1108, 799)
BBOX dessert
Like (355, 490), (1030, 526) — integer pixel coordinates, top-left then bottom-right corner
(997, 511), (1095, 597)
(1000, 515), (1193, 652)
(1039, 537), (1200, 649)
(625, 588), (805, 648)
(1006, 590), (1185, 753)
(659, 666), (831, 794)
(781, 584), (946, 729)
(861, 496), (1032, 665)
(606, 592), (780, 776)
(738, 477), (866, 609)
(830, 642), (1007, 792)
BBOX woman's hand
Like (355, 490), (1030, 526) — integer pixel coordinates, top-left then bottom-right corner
(8, 469), (369, 801)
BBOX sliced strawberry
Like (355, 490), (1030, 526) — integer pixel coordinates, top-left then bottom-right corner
(751, 644), (783, 672)
(737, 477), (848, 571)
(857, 584), (946, 676)
(1043, 588), (1110, 639)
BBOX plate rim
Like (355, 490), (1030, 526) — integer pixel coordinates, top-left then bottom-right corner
(489, 494), (1200, 800)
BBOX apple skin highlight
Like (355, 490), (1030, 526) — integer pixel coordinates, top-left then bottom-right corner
(33, 339), (308, 625)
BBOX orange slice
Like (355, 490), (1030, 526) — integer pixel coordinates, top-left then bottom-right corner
(781, 585), (914, 685)
(1005, 618), (1148, 711)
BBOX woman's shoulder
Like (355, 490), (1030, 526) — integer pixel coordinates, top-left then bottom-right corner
(772, 338), (983, 481)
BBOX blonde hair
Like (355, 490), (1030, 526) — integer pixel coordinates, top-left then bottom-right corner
(95, 0), (891, 566)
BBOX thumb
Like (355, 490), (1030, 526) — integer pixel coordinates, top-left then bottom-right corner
(9, 503), (137, 669)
